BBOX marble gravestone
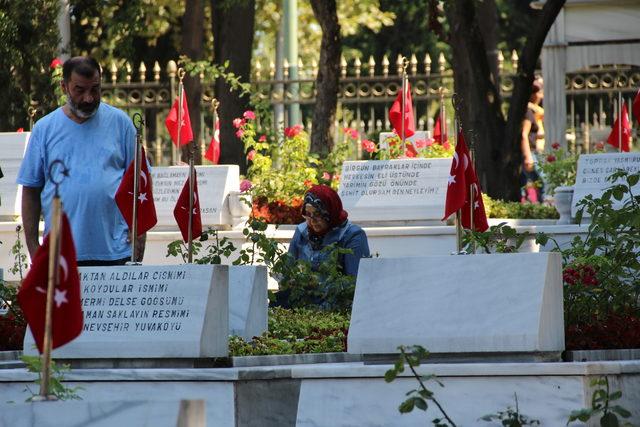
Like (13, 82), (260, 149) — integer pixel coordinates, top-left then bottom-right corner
(571, 152), (640, 217)
(24, 264), (229, 359)
(0, 132), (30, 219)
(338, 157), (451, 224)
(150, 165), (239, 229)
(348, 253), (564, 358)
(229, 265), (268, 341)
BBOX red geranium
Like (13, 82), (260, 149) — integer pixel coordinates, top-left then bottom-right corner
(551, 142), (560, 150)
(546, 154), (556, 163)
(284, 125), (303, 138)
(243, 110), (256, 120)
(361, 139), (376, 153)
(50, 58), (62, 69)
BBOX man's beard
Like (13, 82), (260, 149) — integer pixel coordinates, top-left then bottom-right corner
(67, 96), (99, 119)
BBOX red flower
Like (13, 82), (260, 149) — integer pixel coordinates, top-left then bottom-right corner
(442, 141), (451, 151)
(16, 128), (24, 133)
(594, 141), (605, 151)
(284, 125), (303, 138)
(551, 142), (560, 150)
(243, 110), (256, 120)
(50, 58), (62, 69)
(303, 179), (313, 188)
(361, 139), (376, 153)
(546, 154), (556, 163)
(414, 139), (427, 149)
(235, 129), (244, 138)
(233, 118), (245, 129)
(404, 148), (416, 158)
(258, 135), (267, 142)
(343, 127), (359, 139)
(246, 150), (256, 161)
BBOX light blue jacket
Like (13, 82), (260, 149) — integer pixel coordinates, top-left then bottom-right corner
(288, 220), (370, 277)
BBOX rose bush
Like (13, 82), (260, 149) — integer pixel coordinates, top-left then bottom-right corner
(361, 132), (454, 160)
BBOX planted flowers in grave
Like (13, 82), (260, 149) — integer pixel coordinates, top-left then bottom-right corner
(23, 264), (229, 359)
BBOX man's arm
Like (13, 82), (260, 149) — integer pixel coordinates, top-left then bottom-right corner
(22, 186), (43, 259)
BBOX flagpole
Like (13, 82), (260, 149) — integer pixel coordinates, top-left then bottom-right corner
(469, 147), (476, 254)
(130, 113), (144, 263)
(400, 56), (408, 152)
(618, 92), (622, 153)
(39, 161), (67, 399)
(177, 69), (185, 161)
(439, 87), (446, 145)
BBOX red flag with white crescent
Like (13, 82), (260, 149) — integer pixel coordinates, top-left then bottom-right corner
(173, 174), (203, 242)
(205, 120), (221, 164)
(17, 213), (83, 352)
(115, 146), (158, 236)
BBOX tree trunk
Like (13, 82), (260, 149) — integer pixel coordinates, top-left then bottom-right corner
(445, 0), (565, 201)
(309, 0), (341, 155)
(181, 0), (204, 165)
(211, 0), (256, 174)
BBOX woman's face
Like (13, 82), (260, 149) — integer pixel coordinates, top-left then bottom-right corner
(303, 203), (330, 234)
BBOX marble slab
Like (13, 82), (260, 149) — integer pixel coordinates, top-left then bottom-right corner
(572, 152), (640, 217)
(23, 264), (229, 358)
(0, 132), (29, 219)
(0, 400), (204, 427)
(347, 252), (565, 354)
(150, 165), (239, 228)
(229, 265), (268, 341)
(338, 158), (450, 223)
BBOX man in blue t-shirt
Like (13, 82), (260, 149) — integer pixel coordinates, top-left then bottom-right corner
(17, 56), (144, 265)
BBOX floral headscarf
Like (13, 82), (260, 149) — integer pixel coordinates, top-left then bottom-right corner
(303, 185), (348, 229)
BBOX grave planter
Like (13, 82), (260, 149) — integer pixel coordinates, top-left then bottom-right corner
(228, 191), (252, 220)
(251, 196), (304, 225)
(554, 185), (574, 225)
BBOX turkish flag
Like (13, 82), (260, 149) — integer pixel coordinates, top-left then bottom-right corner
(389, 81), (415, 138)
(633, 88), (640, 126)
(165, 91), (194, 146)
(433, 113), (448, 145)
(115, 146), (157, 236)
(607, 103), (631, 152)
(17, 213), (83, 353)
(204, 120), (221, 164)
(173, 174), (203, 242)
(442, 131), (488, 232)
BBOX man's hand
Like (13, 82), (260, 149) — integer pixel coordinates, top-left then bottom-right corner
(127, 232), (147, 262)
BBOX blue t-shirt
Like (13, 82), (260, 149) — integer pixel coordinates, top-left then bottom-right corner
(17, 103), (136, 261)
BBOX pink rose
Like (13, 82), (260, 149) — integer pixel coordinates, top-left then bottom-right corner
(232, 118), (245, 129)
(235, 129), (244, 138)
(546, 154), (556, 163)
(414, 139), (427, 149)
(322, 172), (331, 180)
(551, 142), (560, 150)
(50, 58), (62, 69)
(246, 150), (256, 161)
(240, 179), (253, 192)
(258, 135), (267, 142)
(361, 139), (376, 153)
(442, 141), (451, 151)
(243, 110), (256, 120)
(425, 137), (434, 147)
(284, 124), (303, 138)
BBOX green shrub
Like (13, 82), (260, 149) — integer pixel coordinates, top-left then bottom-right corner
(229, 307), (349, 356)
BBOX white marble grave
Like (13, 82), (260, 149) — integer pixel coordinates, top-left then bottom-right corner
(229, 265), (268, 340)
(572, 152), (640, 217)
(348, 252), (564, 355)
(0, 132), (30, 219)
(338, 158), (451, 224)
(150, 165), (239, 228)
(0, 400), (209, 427)
(23, 264), (229, 358)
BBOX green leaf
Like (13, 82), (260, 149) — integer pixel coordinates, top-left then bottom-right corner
(399, 398), (415, 413)
(600, 412), (620, 427)
(384, 369), (397, 383)
(413, 397), (428, 411)
(608, 390), (622, 401)
(610, 406), (631, 418)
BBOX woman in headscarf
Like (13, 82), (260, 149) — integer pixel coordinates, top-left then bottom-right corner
(288, 184), (370, 277)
